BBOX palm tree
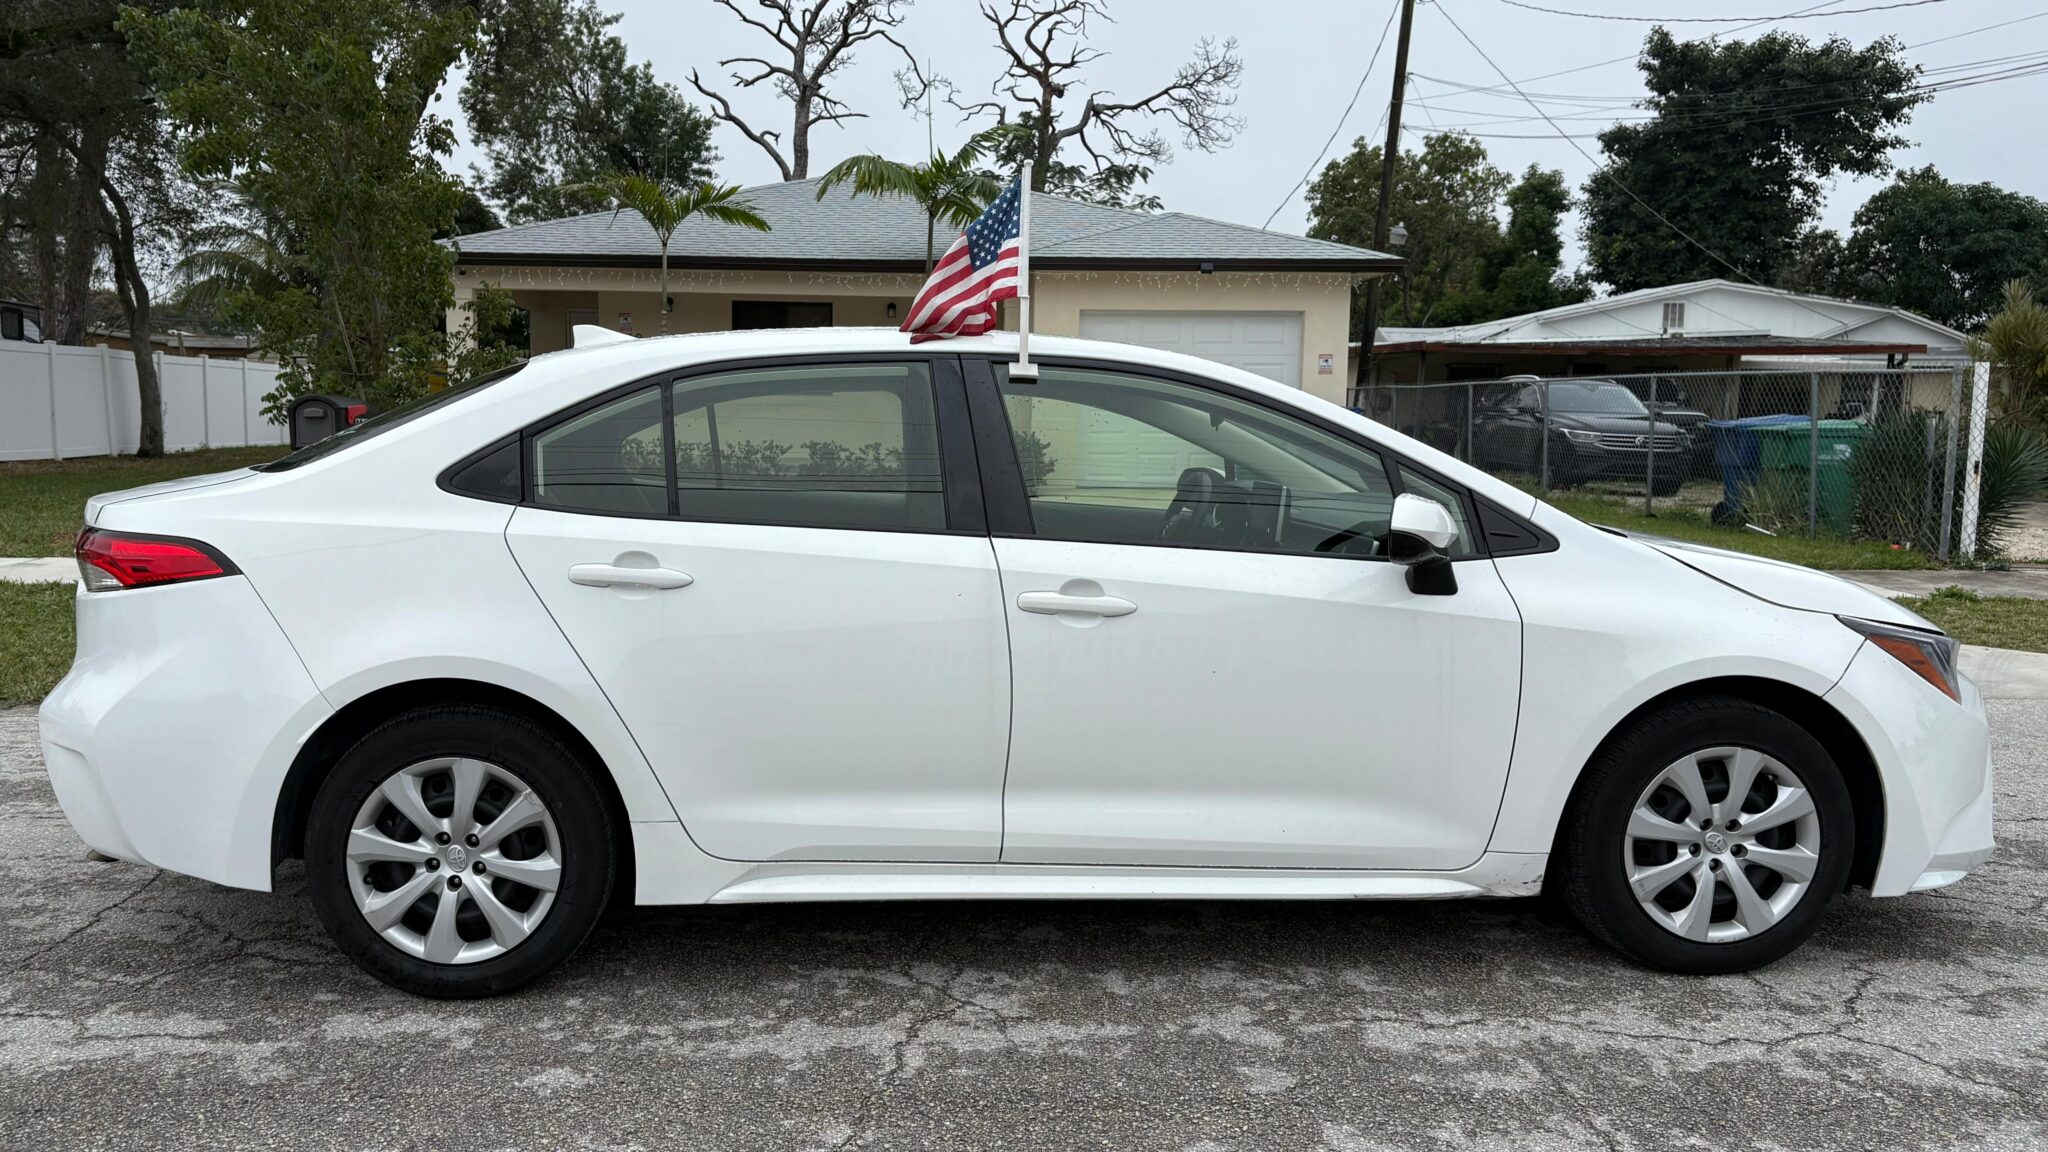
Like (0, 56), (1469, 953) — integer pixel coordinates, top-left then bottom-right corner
(815, 133), (1005, 273)
(574, 176), (771, 335)
(170, 180), (298, 313)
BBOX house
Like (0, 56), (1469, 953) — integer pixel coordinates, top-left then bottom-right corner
(446, 179), (1400, 405)
(88, 326), (264, 359)
(1357, 278), (1967, 389)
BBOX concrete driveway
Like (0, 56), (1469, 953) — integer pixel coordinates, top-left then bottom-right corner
(3, 660), (2045, 1151)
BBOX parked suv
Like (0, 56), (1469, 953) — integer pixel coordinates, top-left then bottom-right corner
(1473, 378), (1691, 494)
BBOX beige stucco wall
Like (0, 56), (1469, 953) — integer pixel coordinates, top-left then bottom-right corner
(454, 265), (1361, 402)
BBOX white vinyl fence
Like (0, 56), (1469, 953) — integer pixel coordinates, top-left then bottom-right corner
(0, 340), (288, 462)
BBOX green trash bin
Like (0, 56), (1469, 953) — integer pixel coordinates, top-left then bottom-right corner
(1755, 420), (1867, 536)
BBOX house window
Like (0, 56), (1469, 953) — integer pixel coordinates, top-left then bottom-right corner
(1661, 302), (1686, 332)
(0, 308), (20, 341)
(732, 300), (834, 330)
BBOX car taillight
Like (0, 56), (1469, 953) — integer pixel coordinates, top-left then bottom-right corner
(75, 528), (237, 592)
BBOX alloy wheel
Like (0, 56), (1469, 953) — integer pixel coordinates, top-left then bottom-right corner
(1623, 746), (1821, 943)
(345, 758), (562, 964)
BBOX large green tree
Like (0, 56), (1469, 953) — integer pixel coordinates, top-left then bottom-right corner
(1828, 167), (2048, 331)
(1307, 132), (1509, 333)
(126, 0), (475, 412)
(462, 0), (718, 224)
(1435, 166), (1589, 326)
(1, 0), (193, 454)
(1583, 28), (1923, 292)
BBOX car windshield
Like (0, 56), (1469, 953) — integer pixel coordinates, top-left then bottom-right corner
(256, 362), (527, 472)
(1547, 382), (1647, 416)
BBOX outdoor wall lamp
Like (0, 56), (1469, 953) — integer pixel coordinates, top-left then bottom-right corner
(886, 301), (897, 319)
(1199, 262), (1216, 274)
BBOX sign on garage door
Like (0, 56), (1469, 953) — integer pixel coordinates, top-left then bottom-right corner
(1079, 311), (1303, 388)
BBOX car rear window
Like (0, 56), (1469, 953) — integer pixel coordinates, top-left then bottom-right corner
(255, 362), (527, 472)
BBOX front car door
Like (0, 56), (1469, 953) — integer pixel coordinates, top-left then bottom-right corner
(504, 356), (1011, 862)
(972, 359), (1524, 871)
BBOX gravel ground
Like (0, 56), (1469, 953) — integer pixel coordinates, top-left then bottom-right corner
(3, 695), (2045, 1152)
(2004, 501), (2048, 563)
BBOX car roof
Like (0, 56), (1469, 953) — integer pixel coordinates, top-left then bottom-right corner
(518, 326), (1299, 401)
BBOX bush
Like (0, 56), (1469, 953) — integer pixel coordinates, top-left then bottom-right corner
(1974, 420), (2048, 558)
(1850, 407), (1945, 548)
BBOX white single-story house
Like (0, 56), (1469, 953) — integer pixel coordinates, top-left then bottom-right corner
(447, 179), (1399, 405)
(1357, 279), (1968, 388)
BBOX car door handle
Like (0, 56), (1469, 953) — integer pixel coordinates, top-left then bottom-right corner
(568, 563), (694, 590)
(1017, 591), (1137, 618)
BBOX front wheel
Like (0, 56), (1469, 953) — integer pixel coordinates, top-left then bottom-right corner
(306, 706), (618, 998)
(1557, 697), (1855, 974)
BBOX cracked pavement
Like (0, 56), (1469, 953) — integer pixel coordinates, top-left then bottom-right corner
(3, 699), (2045, 1152)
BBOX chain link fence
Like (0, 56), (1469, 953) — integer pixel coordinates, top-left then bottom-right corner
(1355, 367), (1980, 560)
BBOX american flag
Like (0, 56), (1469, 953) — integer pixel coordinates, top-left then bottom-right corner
(900, 177), (1023, 343)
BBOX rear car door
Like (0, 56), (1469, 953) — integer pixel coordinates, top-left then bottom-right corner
(970, 358), (1524, 870)
(504, 356), (1011, 862)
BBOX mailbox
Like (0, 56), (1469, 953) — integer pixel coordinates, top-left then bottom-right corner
(289, 394), (368, 448)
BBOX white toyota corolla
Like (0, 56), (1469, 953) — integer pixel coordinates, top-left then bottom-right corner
(39, 329), (1992, 997)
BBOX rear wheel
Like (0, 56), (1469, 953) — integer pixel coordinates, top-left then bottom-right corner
(306, 707), (617, 998)
(1558, 697), (1854, 973)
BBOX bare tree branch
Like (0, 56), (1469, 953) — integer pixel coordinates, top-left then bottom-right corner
(692, 0), (919, 180)
(961, 0), (1243, 196)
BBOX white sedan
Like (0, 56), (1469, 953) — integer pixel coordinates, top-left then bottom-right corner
(39, 329), (1992, 997)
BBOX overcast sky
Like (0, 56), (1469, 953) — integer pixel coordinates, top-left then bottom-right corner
(441, 0), (2048, 273)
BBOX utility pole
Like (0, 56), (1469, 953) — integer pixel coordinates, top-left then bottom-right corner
(1356, 0), (1416, 409)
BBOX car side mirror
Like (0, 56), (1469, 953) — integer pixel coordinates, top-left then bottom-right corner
(1387, 493), (1459, 596)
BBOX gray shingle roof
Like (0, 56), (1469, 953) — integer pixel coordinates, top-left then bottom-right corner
(449, 178), (1397, 272)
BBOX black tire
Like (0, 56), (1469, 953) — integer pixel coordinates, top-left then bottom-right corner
(306, 706), (617, 998)
(1557, 696), (1854, 974)
(1652, 471), (1683, 497)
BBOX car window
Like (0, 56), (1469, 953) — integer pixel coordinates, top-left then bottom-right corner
(670, 362), (945, 531)
(1397, 466), (1476, 558)
(531, 387), (668, 515)
(999, 365), (1397, 558)
(1549, 382), (1647, 416)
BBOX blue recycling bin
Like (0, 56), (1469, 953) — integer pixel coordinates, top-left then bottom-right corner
(1707, 414), (1809, 521)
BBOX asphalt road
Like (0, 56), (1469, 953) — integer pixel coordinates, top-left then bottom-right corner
(3, 690), (2045, 1152)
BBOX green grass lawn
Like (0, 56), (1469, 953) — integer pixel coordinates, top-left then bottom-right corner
(1539, 491), (1937, 571)
(1899, 587), (2048, 654)
(0, 581), (75, 707)
(0, 446), (284, 556)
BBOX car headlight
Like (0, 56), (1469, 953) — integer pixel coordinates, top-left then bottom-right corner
(1562, 428), (1598, 443)
(1839, 615), (1962, 701)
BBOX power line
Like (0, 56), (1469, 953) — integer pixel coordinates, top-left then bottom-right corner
(1429, 0), (1849, 326)
(1495, 0), (1951, 21)
(1427, 0), (2008, 96)
(1403, 52), (2048, 130)
(1911, 9), (2048, 48)
(1262, 1), (1402, 230)
(1412, 44), (2048, 109)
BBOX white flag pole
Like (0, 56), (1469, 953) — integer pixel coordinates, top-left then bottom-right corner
(1013, 162), (1037, 380)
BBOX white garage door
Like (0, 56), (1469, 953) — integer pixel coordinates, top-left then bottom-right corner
(1079, 310), (1303, 388)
